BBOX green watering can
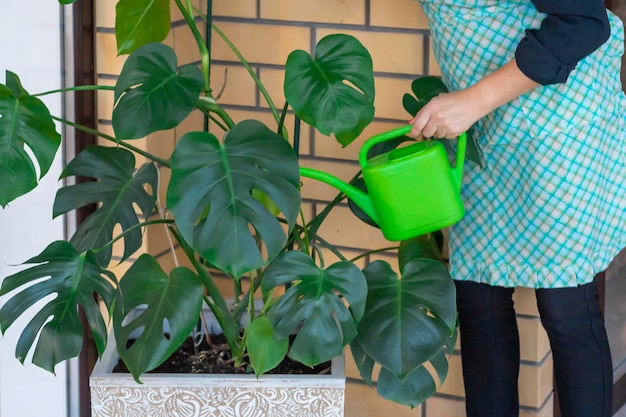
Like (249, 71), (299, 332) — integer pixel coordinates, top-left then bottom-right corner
(300, 125), (467, 241)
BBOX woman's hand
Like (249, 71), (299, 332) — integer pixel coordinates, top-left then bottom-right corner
(408, 60), (540, 140)
(408, 89), (482, 139)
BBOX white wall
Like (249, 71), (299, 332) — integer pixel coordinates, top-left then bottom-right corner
(0, 1), (68, 416)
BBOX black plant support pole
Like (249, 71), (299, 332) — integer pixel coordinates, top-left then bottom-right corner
(287, 116), (302, 255)
(293, 116), (301, 156)
(204, 0), (213, 132)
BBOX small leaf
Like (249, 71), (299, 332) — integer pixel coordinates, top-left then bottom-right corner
(348, 338), (375, 386)
(0, 241), (116, 373)
(285, 34), (375, 147)
(246, 316), (289, 376)
(113, 255), (203, 380)
(377, 365), (437, 408)
(113, 43), (204, 139)
(0, 71), (61, 207)
(53, 146), (158, 267)
(115, 0), (171, 55)
(263, 251), (367, 367)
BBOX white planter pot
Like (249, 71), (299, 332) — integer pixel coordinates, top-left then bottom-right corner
(90, 312), (346, 417)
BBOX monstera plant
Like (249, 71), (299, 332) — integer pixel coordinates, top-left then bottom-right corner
(0, 0), (458, 407)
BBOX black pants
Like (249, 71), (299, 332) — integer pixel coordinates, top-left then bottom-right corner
(456, 279), (613, 417)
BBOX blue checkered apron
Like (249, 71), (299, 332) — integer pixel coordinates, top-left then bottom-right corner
(418, 0), (626, 287)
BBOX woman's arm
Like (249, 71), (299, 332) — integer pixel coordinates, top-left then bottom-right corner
(409, 0), (611, 139)
(409, 60), (539, 139)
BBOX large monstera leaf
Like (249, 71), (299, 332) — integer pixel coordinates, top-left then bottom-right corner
(350, 258), (457, 406)
(0, 71), (61, 207)
(115, 0), (171, 55)
(356, 258), (456, 376)
(262, 251), (368, 367)
(0, 241), (116, 373)
(113, 254), (203, 380)
(113, 43), (204, 139)
(53, 146), (158, 267)
(167, 120), (301, 278)
(284, 34), (375, 147)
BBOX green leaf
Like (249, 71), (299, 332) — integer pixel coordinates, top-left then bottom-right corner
(113, 254), (203, 380)
(59, 0), (78, 4)
(167, 120), (301, 278)
(377, 365), (437, 408)
(351, 332), (456, 407)
(398, 234), (443, 269)
(0, 241), (116, 373)
(53, 146), (158, 267)
(284, 34), (375, 147)
(115, 0), (171, 55)
(262, 251), (368, 367)
(356, 259), (456, 378)
(113, 43), (204, 139)
(348, 337), (375, 386)
(0, 71), (61, 207)
(246, 316), (289, 376)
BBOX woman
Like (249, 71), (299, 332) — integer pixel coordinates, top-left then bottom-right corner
(408, 0), (626, 416)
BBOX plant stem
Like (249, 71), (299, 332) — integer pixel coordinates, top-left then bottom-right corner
(349, 246), (398, 263)
(170, 226), (244, 358)
(50, 115), (171, 168)
(91, 219), (174, 254)
(33, 85), (115, 97)
(196, 97), (234, 129)
(173, 0), (210, 91)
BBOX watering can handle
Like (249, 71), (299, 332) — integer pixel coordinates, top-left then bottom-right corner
(358, 125), (413, 167)
(358, 125), (467, 190)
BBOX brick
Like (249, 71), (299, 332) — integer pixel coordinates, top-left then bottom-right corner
(211, 22), (311, 66)
(520, 394), (554, 417)
(173, 23), (207, 66)
(438, 353), (465, 397)
(96, 81), (115, 122)
(95, 0), (116, 29)
(312, 120), (404, 162)
(260, 0), (366, 25)
(518, 317), (550, 362)
(171, 0), (202, 24)
(370, 0), (430, 30)
(345, 381), (423, 417)
(374, 76), (418, 120)
(258, 67), (286, 110)
(96, 32), (128, 76)
(211, 64), (258, 107)
(214, 0), (257, 18)
(317, 28), (424, 75)
(519, 354), (553, 408)
(315, 204), (391, 251)
(424, 395), (466, 417)
(513, 287), (541, 317)
(428, 39), (442, 76)
(174, 109), (205, 142)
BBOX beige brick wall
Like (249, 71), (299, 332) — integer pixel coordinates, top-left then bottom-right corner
(94, 1), (555, 415)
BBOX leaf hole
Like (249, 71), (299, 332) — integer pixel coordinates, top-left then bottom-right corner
(162, 318), (171, 340)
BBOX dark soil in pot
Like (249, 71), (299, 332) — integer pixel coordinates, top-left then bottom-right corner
(112, 333), (331, 375)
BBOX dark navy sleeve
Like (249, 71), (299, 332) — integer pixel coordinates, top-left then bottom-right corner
(514, 0), (610, 85)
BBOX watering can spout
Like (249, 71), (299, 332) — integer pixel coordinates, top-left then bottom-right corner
(299, 167), (379, 224)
